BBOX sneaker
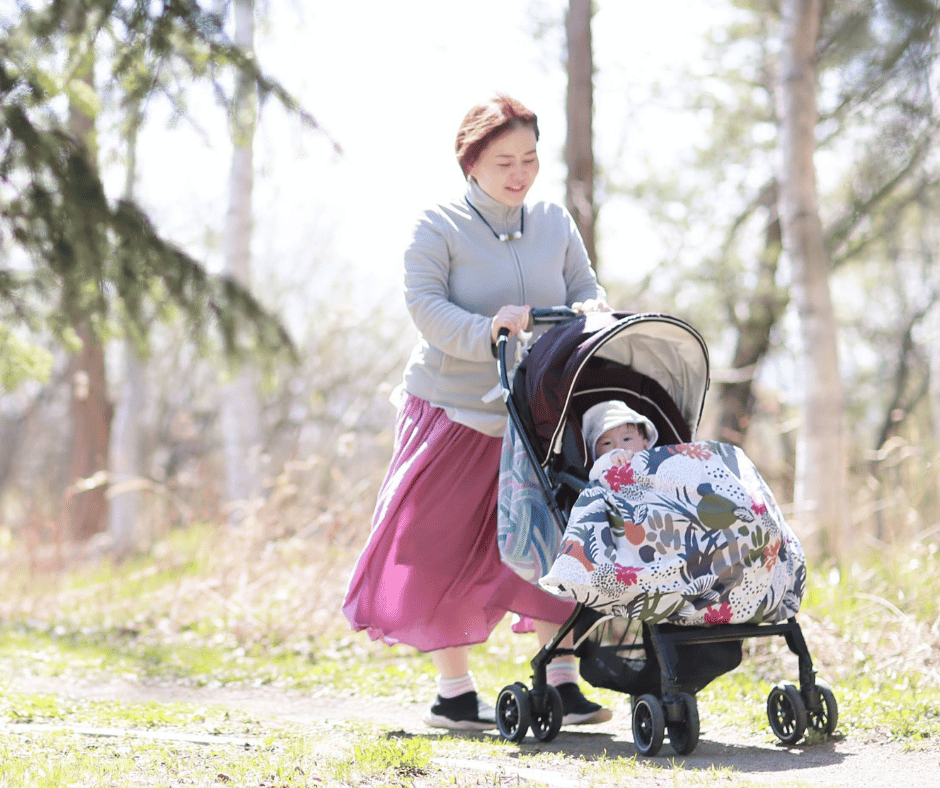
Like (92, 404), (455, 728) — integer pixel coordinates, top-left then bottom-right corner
(555, 682), (613, 726)
(422, 691), (497, 731)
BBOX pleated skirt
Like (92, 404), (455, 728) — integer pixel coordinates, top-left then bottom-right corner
(342, 394), (574, 652)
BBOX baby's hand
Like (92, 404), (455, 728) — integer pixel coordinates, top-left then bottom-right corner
(610, 449), (635, 466)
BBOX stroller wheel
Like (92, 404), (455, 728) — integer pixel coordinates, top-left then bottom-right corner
(632, 694), (666, 757)
(806, 680), (839, 736)
(767, 682), (807, 744)
(666, 692), (700, 755)
(496, 683), (531, 743)
(530, 684), (563, 743)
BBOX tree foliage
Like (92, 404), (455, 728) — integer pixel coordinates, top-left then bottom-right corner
(600, 0), (940, 551)
(0, 0), (337, 364)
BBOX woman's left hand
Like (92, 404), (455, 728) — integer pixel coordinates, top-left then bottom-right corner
(491, 304), (532, 343)
(572, 298), (613, 314)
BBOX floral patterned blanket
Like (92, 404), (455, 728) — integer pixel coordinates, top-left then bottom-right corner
(504, 439), (806, 626)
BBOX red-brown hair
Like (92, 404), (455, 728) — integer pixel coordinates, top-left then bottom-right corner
(455, 94), (539, 177)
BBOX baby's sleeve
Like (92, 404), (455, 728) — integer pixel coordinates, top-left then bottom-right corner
(588, 451), (617, 483)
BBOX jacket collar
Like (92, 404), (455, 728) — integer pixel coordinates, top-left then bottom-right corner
(465, 177), (523, 236)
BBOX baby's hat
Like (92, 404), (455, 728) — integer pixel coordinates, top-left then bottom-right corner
(582, 400), (659, 460)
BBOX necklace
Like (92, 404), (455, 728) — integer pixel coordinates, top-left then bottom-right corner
(465, 198), (524, 241)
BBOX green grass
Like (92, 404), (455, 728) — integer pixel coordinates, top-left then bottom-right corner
(0, 691), (264, 736)
(0, 727), (323, 788)
(1, 523), (938, 786)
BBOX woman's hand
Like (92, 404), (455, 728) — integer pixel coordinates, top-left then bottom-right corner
(572, 298), (612, 314)
(491, 304), (532, 343)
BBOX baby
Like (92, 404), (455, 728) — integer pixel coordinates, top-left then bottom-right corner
(581, 400), (659, 482)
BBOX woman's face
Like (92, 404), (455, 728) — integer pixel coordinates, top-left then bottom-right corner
(468, 125), (539, 206)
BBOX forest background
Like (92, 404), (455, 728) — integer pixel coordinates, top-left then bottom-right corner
(1, 0), (938, 578)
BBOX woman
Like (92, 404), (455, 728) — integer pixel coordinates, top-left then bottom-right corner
(342, 94), (612, 730)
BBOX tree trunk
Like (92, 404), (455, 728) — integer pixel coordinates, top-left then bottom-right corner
(109, 96), (147, 558)
(67, 325), (111, 541)
(65, 1), (110, 542)
(565, 0), (598, 267)
(220, 0), (263, 523)
(776, 0), (847, 559)
(930, 300), (940, 524)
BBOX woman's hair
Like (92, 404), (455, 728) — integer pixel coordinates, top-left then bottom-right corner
(455, 94), (539, 177)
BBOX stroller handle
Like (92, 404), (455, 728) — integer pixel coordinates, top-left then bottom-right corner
(493, 306), (578, 360)
(531, 306), (578, 323)
(493, 305), (580, 373)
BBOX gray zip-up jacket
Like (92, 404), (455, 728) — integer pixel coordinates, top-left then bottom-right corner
(400, 178), (605, 436)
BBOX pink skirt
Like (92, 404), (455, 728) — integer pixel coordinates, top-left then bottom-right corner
(342, 394), (575, 652)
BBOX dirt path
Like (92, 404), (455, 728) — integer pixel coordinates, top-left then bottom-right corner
(7, 674), (939, 787)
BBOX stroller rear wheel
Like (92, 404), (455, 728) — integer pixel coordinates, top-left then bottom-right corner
(530, 684), (563, 742)
(632, 694), (666, 757)
(767, 682), (807, 744)
(496, 683), (531, 743)
(666, 692), (700, 755)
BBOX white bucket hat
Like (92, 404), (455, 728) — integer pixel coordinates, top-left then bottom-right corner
(582, 400), (659, 461)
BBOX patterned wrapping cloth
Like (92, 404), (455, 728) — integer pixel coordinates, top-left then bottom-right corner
(497, 417), (564, 584)
(499, 436), (807, 626)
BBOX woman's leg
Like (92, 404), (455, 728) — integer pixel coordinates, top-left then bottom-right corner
(531, 619), (612, 725)
(430, 646), (470, 678)
(532, 619), (575, 650)
(423, 645), (495, 730)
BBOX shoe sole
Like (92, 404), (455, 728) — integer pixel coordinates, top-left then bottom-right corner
(422, 712), (496, 731)
(563, 707), (614, 726)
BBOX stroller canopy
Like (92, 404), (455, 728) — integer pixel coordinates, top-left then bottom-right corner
(514, 312), (710, 465)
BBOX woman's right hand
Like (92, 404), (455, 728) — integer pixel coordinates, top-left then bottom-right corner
(491, 305), (532, 343)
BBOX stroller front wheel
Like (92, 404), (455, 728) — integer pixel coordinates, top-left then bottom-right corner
(632, 694), (666, 757)
(496, 683), (531, 743)
(767, 682), (807, 744)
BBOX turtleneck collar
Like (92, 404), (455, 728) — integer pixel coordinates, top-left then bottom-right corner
(465, 177), (524, 237)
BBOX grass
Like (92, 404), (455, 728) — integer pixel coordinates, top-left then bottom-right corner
(0, 725), (324, 788)
(0, 520), (938, 786)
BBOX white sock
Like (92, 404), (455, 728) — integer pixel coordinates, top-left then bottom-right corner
(438, 672), (476, 699)
(547, 660), (579, 687)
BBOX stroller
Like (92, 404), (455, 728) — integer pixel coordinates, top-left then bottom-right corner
(493, 308), (838, 756)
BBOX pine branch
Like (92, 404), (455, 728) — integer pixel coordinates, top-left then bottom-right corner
(1, 58), (296, 362)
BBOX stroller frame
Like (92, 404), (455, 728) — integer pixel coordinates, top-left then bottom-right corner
(493, 309), (838, 756)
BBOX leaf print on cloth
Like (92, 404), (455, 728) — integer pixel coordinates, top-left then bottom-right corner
(603, 464), (635, 492)
(559, 539), (594, 571)
(674, 443), (713, 461)
(763, 539), (782, 572)
(615, 564), (642, 586)
(682, 574), (721, 603)
(538, 442), (807, 626)
(584, 525), (604, 565)
(704, 601), (734, 625)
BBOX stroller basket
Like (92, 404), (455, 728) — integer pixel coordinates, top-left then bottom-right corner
(575, 611), (743, 698)
(492, 308), (838, 756)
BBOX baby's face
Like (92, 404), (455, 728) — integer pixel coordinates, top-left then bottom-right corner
(595, 423), (648, 457)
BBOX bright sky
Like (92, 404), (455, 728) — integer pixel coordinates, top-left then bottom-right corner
(131, 0), (721, 318)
